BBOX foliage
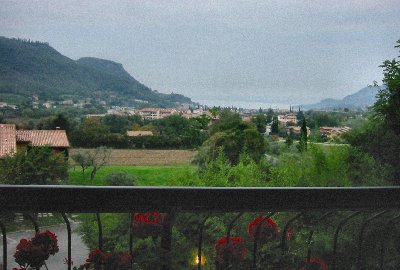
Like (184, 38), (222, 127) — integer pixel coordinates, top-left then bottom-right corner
(71, 147), (111, 184)
(297, 118), (308, 152)
(69, 114), (206, 149)
(247, 217), (279, 243)
(69, 165), (198, 186)
(271, 116), (279, 134)
(197, 109), (266, 166)
(305, 111), (343, 129)
(269, 144), (353, 187)
(78, 214), (131, 252)
(132, 212), (165, 239)
(346, 120), (400, 183)
(215, 237), (248, 269)
(347, 40), (400, 184)
(373, 40), (400, 134)
(103, 115), (132, 133)
(0, 147), (68, 185)
(199, 150), (271, 187)
(251, 113), (267, 134)
(73, 249), (132, 270)
(285, 133), (294, 147)
(105, 171), (137, 186)
(265, 108), (274, 123)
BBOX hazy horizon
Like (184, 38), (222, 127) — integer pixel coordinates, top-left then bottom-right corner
(1, 0), (399, 105)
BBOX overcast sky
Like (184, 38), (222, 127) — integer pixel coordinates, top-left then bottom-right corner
(1, 0), (399, 106)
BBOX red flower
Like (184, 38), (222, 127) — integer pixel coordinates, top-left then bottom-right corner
(86, 249), (104, 263)
(215, 237), (247, 264)
(14, 231), (58, 269)
(248, 217), (280, 243)
(132, 212), (165, 238)
(32, 230), (59, 256)
(286, 228), (294, 240)
(84, 250), (132, 269)
(16, 239), (29, 250)
(298, 258), (328, 270)
(14, 239), (48, 268)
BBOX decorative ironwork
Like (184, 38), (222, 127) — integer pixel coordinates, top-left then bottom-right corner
(356, 211), (388, 270)
(332, 211), (361, 270)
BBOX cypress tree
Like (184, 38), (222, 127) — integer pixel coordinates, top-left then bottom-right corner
(298, 118), (308, 152)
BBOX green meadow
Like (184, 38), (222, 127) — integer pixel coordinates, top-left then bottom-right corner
(68, 165), (199, 186)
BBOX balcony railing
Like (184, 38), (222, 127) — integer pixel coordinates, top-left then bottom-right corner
(1, 185), (400, 270)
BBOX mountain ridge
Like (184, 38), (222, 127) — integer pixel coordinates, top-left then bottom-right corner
(0, 36), (192, 107)
(304, 85), (382, 110)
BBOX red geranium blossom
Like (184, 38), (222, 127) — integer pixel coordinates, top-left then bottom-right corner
(298, 258), (328, 270)
(215, 237), (247, 265)
(32, 230), (59, 255)
(286, 228), (294, 240)
(83, 250), (132, 270)
(14, 230), (59, 268)
(248, 217), (280, 243)
(132, 212), (165, 238)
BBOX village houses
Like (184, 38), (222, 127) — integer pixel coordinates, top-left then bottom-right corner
(0, 124), (70, 158)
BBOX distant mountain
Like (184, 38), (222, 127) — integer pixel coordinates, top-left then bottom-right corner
(304, 86), (383, 110)
(0, 36), (192, 107)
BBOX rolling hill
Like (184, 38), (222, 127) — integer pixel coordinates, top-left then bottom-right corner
(0, 36), (192, 107)
(304, 85), (383, 110)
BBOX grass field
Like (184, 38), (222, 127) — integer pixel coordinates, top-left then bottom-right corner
(69, 165), (200, 186)
(69, 148), (196, 166)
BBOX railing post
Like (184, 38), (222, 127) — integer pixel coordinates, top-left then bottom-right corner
(161, 209), (177, 270)
(61, 213), (72, 270)
(332, 211), (361, 270)
(219, 212), (243, 270)
(95, 213), (103, 251)
(0, 221), (6, 270)
(305, 211), (334, 262)
(129, 212), (134, 267)
(357, 211), (388, 270)
(252, 212), (276, 270)
(25, 213), (40, 270)
(25, 213), (39, 233)
(197, 214), (211, 270)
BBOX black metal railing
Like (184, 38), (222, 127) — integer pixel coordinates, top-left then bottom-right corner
(1, 185), (400, 270)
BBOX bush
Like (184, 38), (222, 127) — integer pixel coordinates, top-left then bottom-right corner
(105, 171), (137, 186)
(0, 147), (68, 185)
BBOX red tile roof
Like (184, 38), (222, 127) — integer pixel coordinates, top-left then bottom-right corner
(1, 125), (69, 157)
(0, 124), (16, 157)
(16, 130), (70, 147)
(15, 129), (32, 142)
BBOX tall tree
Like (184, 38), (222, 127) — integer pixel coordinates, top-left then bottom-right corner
(71, 147), (111, 185)
(271, 116), (279, 135)
(297, 118), (308, 152)
(373, 39), (400, 134)
(251, 113), (267, 134)
(347, 40), (400, 183)
(196, 110), (266, 165)
(266, 108), (274, 123)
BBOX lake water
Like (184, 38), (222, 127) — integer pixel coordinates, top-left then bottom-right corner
(193, 98), (294, 110)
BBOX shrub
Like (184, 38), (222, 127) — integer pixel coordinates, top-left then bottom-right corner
(105, 171), (137, 186)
